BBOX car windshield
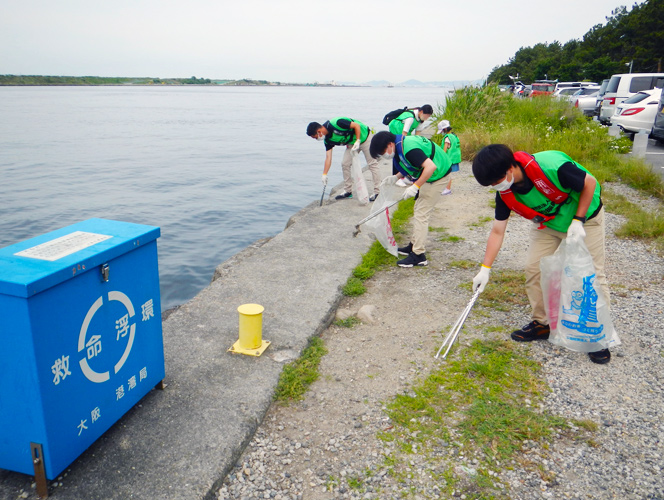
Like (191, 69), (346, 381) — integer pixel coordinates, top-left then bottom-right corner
(623, 92), (651, 104)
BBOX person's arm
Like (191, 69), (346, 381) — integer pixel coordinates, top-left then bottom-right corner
(443, 137), (451, 153)
(401, 117), (414, 135)
(413, 158), (436, 187)
(575, 174), (597, 219)
(482, 219), (508, 268)
(322, 149), (333, 175)
(349, 121), (362, 142)
(472, 218), (508, 292)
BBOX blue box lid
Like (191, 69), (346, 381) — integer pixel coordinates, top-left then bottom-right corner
(0, 218), (160, 298)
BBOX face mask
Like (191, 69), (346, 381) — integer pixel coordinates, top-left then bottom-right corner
(383, 152), (395, 160)
(493, 170), (514, 192)
(316, 134), (325, 142)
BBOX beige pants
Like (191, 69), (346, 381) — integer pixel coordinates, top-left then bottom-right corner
(526, 207), (609, 324)
(341, 133), (381, 195)
(412, 177), (447, 255)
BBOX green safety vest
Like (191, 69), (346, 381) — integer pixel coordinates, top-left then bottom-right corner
(396, 136), (452, 183)
(389, 110), (420, 136)
(324, 117), (369, 146)
(512, 150), (602, 232)
(444, 133), (462, 163)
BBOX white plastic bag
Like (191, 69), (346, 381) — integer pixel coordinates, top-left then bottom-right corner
(350, 152), (370, 206)
(364, 184), (400, 256)
(541, 237), (620, 352)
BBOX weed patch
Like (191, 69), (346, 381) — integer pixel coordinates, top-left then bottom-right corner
(274, 336), (327, 402)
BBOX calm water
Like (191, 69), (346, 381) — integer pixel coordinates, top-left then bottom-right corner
(0, 85), (448, 310)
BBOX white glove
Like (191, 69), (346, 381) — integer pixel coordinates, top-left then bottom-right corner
(567, 219), (586, 241)
(351, 140), (361, 153)
(472, 266), (491, 293)
(402, 184), (419, 199)
(322, 174), (328, 186)
(381, 174), (399, 186)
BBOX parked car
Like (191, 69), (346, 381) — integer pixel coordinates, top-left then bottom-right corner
(552, 87), (583, 100)
(531, 80), (557, 97)
(610, 87), (662, 136)
(574, 90), (601, 116)
(592, 79), (611, 118)
(554, 81), (597, 92)
(599, 73), (664, 124)
(652, 87), (664, 144)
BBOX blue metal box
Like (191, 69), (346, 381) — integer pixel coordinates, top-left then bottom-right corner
(0, 218), (165, 481)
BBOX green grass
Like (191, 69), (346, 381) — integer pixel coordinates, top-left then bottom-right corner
(334, 316), (361, 328)
(603, 190), (664, 249)
(273, 336), (327, 402)
(379, 340), (574, 499)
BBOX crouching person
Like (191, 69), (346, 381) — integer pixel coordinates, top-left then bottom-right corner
(471, 144), (611, 364)
(369, 131), (452, 268)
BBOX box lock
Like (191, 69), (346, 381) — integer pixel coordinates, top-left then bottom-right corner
(100, 263), (110, 282)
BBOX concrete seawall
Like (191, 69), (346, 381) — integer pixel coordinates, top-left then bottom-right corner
(0, 177), (385, 499)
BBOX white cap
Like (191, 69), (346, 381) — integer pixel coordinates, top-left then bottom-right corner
(437, 120), (451, 132)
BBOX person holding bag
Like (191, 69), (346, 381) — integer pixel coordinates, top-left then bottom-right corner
(470, 144), (612, 364)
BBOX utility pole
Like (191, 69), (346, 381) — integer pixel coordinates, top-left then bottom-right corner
(626, 60), (633, 73)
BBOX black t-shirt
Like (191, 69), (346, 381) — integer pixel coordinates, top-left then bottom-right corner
(494, 161), (600, 220)
(404, 149), (428, 170)
(324, 119), (353, 151)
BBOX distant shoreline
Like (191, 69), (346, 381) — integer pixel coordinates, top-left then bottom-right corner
(0, 75), (368, 87)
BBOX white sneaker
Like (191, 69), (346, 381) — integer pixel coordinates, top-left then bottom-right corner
(396, 178), (413, 187)
(441, 188), (452, 196)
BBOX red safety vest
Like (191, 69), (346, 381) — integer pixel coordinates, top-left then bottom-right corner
(499, 151), (569, 227)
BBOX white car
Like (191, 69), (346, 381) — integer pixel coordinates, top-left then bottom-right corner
(610, 87), (662, 135)
(552, 88), (582, 100)
(574, 91), (600, 116)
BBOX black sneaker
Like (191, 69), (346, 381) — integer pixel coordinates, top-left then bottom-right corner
(588, 349), (611, 364)
(369, 194), (377, 202)
(511, 320), (550, 341)
(335, 192), (352, 200)
(397, 242), (413, 256)
(397, 252), (428, 267)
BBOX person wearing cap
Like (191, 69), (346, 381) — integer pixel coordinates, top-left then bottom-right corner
(369, 131), (452, 267)
(388, 105), (434, 187)
(306, 117), (381, 201)
(470, 144), (611, 364)
(437, 120), (461, 195)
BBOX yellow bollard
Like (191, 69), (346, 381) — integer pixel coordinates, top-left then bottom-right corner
(228, 303), (270, 356)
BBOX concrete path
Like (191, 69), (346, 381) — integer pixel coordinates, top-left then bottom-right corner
(0, 173), (388, 500)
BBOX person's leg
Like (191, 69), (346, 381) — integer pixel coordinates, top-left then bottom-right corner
(361, 134), (381, 195)
(411, 178), (446, 255)
(525, 225), (565, 324)
(583, 207), (610, 307)
(511, 225), (564, 341)
(341, 147), (353, 194)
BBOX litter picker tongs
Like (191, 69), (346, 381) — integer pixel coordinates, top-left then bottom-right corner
(352, 199), (400, 237)
(435, 289), (481, 359)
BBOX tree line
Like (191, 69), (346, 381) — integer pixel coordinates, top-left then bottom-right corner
(0, 75), (213, 86)
(488, 0), (663, 84)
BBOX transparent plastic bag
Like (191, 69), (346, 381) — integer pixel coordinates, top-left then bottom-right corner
(350, 152), (370, 206)
(364, 184), (400, 256)
(540, 237), (620, 352)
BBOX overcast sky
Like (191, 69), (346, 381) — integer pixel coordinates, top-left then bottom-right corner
(1, 0), (633, 83)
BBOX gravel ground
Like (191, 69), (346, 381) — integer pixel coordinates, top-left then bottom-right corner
(217, 172), (664, 500)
